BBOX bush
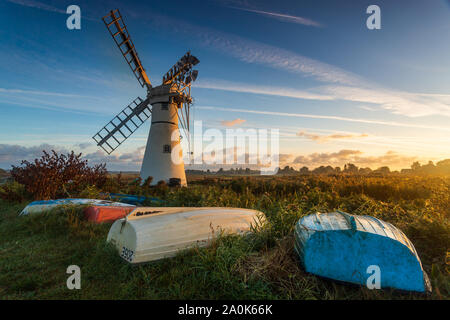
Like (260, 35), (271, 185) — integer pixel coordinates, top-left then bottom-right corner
(10, 150), (107, 200)
(0, 181), (29, 202)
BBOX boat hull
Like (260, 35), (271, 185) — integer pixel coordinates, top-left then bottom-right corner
(84, 206), (136, 223)
(294, 211), (431, 293)
(20, 198), (135, 216)
(107, 207), (265, 264)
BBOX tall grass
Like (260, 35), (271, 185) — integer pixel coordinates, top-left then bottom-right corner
(0, 175), (448, 299)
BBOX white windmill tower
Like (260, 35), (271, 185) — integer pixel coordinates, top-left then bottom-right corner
(93, 9), (199, 186)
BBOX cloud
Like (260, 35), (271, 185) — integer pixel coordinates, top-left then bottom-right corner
(293, 149), (362, 164)
(144, 13), (361, 86)
(197, 106), (450, 132)
(0, 86), (116, 116)
(195, 80), (450, 118)
(143, 12), (449, 117)
(83, 147), (146, 171)
(0, 87), (95, 98)
(76, 143), (92, 150)
(221, 118), (246, 127)
(0, 144), (145, 171)
(6, 0), (98, 21)
(279, 153), (294, 163)
(297, 130), (369, 143)
(6, 0), (66, 14)
(228, 6), (322, 27)
(320, 85), (450, 117)
(289, 149), (418, 170)
(0, 144), (70, 168)
(195, 79), (333, 101)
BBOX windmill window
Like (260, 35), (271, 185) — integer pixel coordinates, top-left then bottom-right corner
(161, 103), (169, 110)
(163, 144), (171, 153)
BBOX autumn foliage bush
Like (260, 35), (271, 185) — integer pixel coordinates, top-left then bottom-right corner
(10, 150), (107, 200)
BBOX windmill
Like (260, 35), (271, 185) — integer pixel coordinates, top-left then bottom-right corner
(93, 9), (199, 186)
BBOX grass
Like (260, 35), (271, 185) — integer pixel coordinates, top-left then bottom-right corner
(0, 174), (448, 299)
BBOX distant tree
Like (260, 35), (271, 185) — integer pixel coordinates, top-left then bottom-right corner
(344, 163), (358, 174)
(421, 161), (435, 174)
(436, 159), (450, 175)
(359, 167), (372, 175)
(411, 161), (421, 171)
(312, 165), (335, 175)
(279, 166), (296, 175)
(299, 166), (310, 175)
(374, 166), (390, 175)
(437, 159), (450, 167)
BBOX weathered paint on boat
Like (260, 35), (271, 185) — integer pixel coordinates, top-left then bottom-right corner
(84, 206), (136, 223)
(20, 198), (134, 216)
(294, 211), (431, 293)
(107, 207), (265, 264)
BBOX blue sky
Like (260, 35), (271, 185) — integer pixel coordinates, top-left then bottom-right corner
(0, 0), (449, 170)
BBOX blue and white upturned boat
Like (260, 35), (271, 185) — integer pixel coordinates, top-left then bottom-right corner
(294, 211), (431, 293)
(20, 198), (134, 216)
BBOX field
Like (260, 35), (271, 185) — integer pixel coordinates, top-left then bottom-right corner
(0, 174), (449, 299)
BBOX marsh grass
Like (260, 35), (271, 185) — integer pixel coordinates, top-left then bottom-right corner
(0, 175), (448, 299)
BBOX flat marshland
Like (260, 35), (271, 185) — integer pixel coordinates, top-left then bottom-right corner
(0, 174), (448, 299)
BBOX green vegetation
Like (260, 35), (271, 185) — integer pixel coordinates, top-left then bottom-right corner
(0, 174), (448, 299)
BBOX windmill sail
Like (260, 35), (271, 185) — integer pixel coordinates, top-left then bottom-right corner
(102, 9), (151, 88)
(93, 97), (151, 154)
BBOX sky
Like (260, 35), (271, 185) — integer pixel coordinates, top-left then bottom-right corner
(0, 0), (449, 171)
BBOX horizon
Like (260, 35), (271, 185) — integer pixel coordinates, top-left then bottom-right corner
(1, 0), (449, 171)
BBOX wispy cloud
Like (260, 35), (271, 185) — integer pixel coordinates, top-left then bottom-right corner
(194, 79), (333, 101)
(195, 79), (450, 118)
(142, 12), (450, 118)
(221, 118), (246, 127)
(196, 106), (450, 132)
(320, 85), (450, 117)
(144, 14), (361, 86)
(228, 6), (322, 27)
(297, 131), (369, 143)
(0, 87), (98, 99)
(6, 0), (66, 14)
(6, 0), (98, 21)
(0, 89), (109, 116)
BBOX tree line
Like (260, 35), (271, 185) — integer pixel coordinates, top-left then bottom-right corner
(186, 159), (450, 176)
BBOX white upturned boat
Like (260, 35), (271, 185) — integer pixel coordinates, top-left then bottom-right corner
(107, 207), (265, 264)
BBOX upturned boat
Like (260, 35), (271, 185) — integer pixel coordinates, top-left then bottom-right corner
(294, 211), (431, 293)
(107, 207), (264, 264)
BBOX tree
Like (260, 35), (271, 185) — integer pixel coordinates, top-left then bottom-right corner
(344, 163), (358, 174)
(374, 166), (390, 175)
(299, 166), (310, 175)
(436, 159), (450, 175)
(359, 167), (372, 175)
(411, 161), (421, 171)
